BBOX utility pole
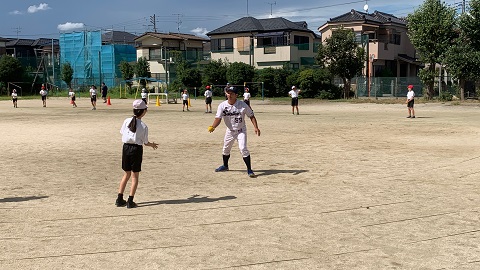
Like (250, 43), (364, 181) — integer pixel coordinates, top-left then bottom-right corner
(462, 0), (466, 13)
(12, 27), (21, 39)
(150, 14), (157, 32)
(173, 14), (183, 32)
(247, 0), (249, 16)
(267, 1), (276, 17)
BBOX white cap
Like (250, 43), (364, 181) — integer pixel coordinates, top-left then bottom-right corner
(133, 99), (147, 109)
(291, 86), (296, 89)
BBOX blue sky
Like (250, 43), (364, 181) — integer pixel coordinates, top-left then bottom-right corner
(0, 0), (464, 39)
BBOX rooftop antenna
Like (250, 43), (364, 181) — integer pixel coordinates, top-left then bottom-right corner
(12, 27), (21, 39)
(173, 13), (183, 32)
(268, 2), (276, 18)
(364, 0), (369, 13)
(246, 0), (249, 16)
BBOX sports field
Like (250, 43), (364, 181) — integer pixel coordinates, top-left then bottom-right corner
(1, 97), (480, 269)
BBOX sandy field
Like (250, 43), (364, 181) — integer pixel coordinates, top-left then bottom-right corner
(1, 96), (480, 270)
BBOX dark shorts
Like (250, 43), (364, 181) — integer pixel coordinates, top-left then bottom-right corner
(91, 95), (97, 102)
(71, 96), (76, 101)
(102, 92), (107, 98)
(291, 97), (298, 106)
(183, 100), (188, 105)
(41, 96), (47, 101)
(407, 99), (414, 108)
(205, 97), (212, 104)
(244, 99), (250, 106)
(122, 143), (143, 172)
(12, 98), (17, 102)
(142, 98), (147, 104)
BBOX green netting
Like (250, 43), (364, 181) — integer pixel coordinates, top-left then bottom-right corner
(60, 31), (136, 88)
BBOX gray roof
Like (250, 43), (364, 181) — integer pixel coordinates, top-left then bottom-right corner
(328, 9), (406, 26)
(207, 16), (315, 36)
(102, 31), (137, 44)
(135, 32), (209, 42)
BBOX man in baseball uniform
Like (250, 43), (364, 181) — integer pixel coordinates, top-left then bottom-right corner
(208, 86), (260, 178)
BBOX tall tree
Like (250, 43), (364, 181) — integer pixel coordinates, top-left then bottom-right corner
(407, 0), (456, 99)
(134, 57), (151, 87)
(119, 61), (134, 90)
(61, 62), (74, 88)
(226, 62), (255, 86)
(202, 59), (227, 86)
(0, 55), (23, 95)
(316, 27), (365, 99)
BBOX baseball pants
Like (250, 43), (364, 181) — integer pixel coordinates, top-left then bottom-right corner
(222, 128), (249, 157)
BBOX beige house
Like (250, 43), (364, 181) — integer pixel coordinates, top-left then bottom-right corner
(207, 17), (321, 69)
(134, 32), (208, 84)
(319, 9), (421, 78)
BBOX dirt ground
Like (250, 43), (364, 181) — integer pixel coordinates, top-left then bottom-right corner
(1, 96), (480, 270)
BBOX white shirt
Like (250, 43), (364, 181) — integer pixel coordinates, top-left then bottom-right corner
(12, 92), (17, 99)
(215, 100), (254, 131)
(182, 93), (189, 100)
(40, 90), (47, 96)
(243, 92), (251, 101)
(69, 91), (75, 97)
(120, 117), (149, 145)
(204, 90), (212, 98)
(289, 89), (300, 98)
(407, 90), (415, 100)
(90, 88), (96, 96)
(141, 92), (147, 99)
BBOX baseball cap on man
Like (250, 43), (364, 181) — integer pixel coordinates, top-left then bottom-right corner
(291, 86), (296, 89)
(407, 85), (414, 89)
(133, 99), (148, 109)
(227, 86), (238, 94)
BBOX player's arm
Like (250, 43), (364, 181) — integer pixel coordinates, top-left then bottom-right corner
(249, 116), (261, 136)
(144, 141), (158, 149)
(208, 118), (222, 132)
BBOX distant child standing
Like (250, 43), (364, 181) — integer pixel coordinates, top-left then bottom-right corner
(40, 85), (48, 107)
(89, 85), (97, 110)
(243, 87), (251, 108)
(101, 82), (108, 103)
(182, 89), (190, 111)
(116, 100), (158, 208)
(68, 88), (77, 108)
(406, 84), (415, 118)
(11, 89), (18, 108)
(288, 85), (301, 115)
(141, 88), (148, 104)
(204, 85), (213, 113)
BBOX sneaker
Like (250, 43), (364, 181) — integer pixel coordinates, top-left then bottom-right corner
(247, 170), (256, 178)
(126, 201), (137, 208)
(209, 111), (212, 113)
(115, 198), (127, 207)
(412, 116), (415, 118)
(406, 116), (411, 118)
(215, 165), (229, 172)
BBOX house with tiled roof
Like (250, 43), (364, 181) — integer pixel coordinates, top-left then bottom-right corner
(0, 37), (8, 55)
(102, 30), (137, 45)
(207, 16), (321, 69)
(134, 32), (209, 84)
(319, 9), (421, 79)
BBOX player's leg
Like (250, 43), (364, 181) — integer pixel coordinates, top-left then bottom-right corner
(216, 130), (235, 171)
(238, 131), (255, 177)
(127, 172), (139, 208)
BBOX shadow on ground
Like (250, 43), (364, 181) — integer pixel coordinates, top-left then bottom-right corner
(137, 194), (236, 207)
(0, 195), (49, 203)
(227, 169), (308, 176)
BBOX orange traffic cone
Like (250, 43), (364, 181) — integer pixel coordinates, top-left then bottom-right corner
(156, 96), (161, 106)
(107, 96), (111, 105)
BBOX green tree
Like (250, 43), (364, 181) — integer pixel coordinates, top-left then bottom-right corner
(202, 59), (227, 86)
(134, 57), (151, 87)
(181, 68), (202, 88)
(316, 26), (365, 98)
(61, 62), (74, 88)
(119, 61), (134, 91)
(407, 0), (456, 99)
(226, 62), (255, 86)
(0, 55), (23, 95)
(443, 0), (480, 100)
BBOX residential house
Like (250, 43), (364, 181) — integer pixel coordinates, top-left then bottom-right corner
(0, 37), (8, 55)
(207, 16), (321, 69)
(134, 32), (209, 84)
(319, 9), (421, 78)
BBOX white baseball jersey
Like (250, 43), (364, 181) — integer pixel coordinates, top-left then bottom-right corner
(215, 100), (254, 131)
(243, 92), (251, 101)
(289, 89), (300, 98)
(204, 90), (212, 98)
(120, 117), (149, 145)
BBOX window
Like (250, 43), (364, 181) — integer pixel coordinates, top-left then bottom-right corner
(211, 38), (233, 52)
(256, 33), (287, 47)
(149, 48), (162, 61)
(390, 33), (401, 45)
(293, 35), (310, 50)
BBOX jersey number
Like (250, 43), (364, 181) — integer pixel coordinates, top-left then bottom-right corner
(234, 117), (243, 123)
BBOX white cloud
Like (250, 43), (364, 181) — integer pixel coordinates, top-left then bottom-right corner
(9, 10), (23, 15)
(57, 22), (85, 31)
(27, 3), (51, 14)
(190, 27), (208, 36)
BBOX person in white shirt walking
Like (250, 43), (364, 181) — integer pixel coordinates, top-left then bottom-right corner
(68, 88), (77, 108)
(208, 86), (261, 178)
(11, 89), (18, 108)
(182, 89), (190, 111)
(116, 100), (158, 208)
(204, 85), (213, 113)
(89, 85), (97, 110)
(243, 87), (251, 108)
(40, 86), (48, 107)
(141, 88), (148, 104)
(288, 85), (301, 115)
(406, 85), (415, 118)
